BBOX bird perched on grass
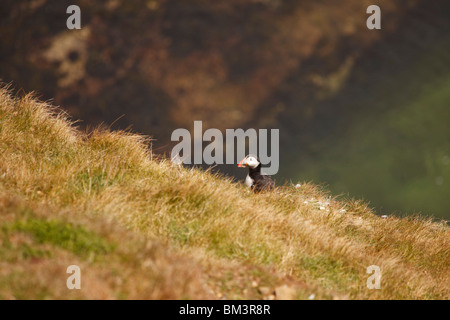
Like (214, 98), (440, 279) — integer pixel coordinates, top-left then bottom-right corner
(238, 154), (275, 192)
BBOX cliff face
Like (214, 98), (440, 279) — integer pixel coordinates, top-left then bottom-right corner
(0, 0), (401, 133)
(1, 0), (450, 218)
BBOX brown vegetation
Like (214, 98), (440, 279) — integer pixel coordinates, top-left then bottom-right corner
(0, 87), (448, 299)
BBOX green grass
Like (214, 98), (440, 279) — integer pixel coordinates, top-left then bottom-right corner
(6, 218), (114, 257)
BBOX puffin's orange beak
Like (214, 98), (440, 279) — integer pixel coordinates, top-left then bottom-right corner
(238, 159), (247, 167)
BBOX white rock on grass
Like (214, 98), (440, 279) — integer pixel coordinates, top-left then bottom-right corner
(275, 285), (297, 300)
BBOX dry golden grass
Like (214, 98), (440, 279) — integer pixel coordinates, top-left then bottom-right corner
(0, 86), (449, 299)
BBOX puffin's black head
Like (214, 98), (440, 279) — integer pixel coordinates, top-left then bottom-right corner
(237, 154), (260, 169)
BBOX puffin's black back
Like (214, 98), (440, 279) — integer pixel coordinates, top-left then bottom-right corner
(248, 163), (275, 192)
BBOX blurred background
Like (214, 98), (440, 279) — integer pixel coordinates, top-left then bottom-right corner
(1, 0), (449, 219)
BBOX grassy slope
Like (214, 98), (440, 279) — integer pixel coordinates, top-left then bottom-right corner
(0, 87), (448, 300)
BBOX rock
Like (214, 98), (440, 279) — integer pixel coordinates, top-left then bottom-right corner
(258, 286), (272, 295)
(275, 285), (297, 300)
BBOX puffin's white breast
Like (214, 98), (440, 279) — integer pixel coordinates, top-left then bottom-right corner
(245, 174), (254, 188)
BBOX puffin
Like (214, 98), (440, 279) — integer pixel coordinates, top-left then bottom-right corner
(238, 154), (275, 192)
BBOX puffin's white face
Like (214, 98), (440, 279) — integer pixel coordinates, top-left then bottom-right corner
(238, 155), (260, 169)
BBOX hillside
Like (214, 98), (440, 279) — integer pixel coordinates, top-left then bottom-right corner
(0, 87), (449, 300)
(2, 0), (450, 219)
